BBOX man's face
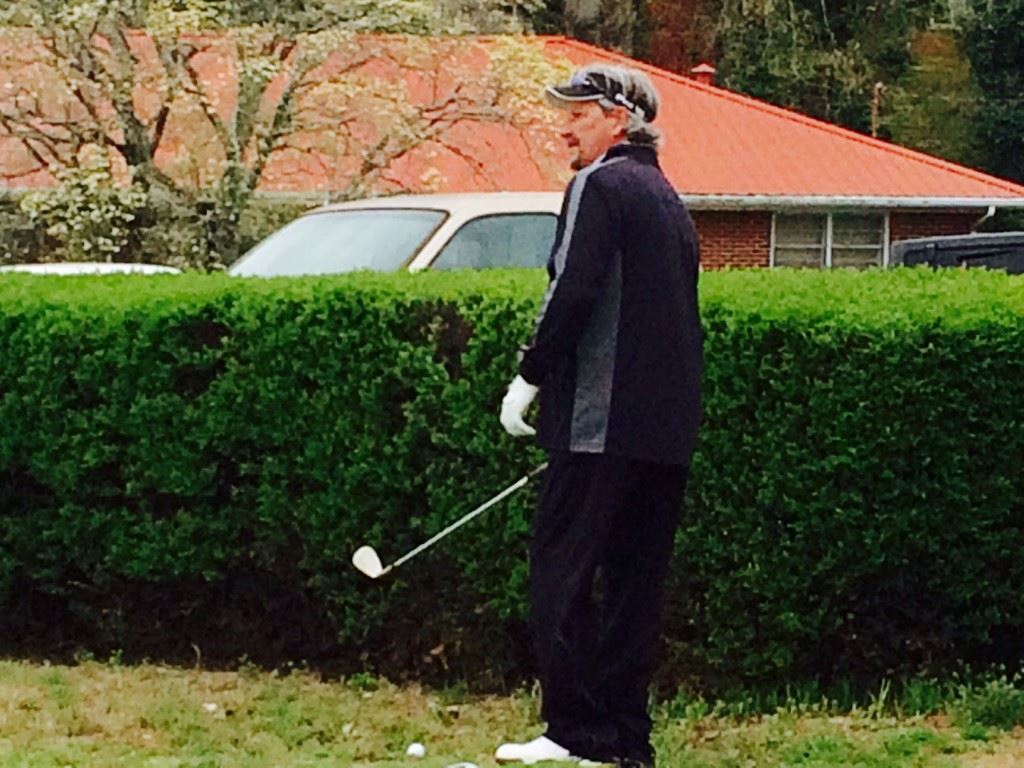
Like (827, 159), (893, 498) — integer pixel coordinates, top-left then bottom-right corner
(561, 101), (626, 170)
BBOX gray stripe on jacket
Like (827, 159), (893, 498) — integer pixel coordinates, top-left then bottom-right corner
(570, 247), (623, 452)
(531, 157), (624, 332)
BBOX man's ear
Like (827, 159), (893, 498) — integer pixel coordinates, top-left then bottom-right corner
(615, 108), (631, 137)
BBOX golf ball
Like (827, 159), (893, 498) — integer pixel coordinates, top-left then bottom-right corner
(406, 742), (426, 758)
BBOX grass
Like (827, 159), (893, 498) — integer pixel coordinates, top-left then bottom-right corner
(2, 661), (1024, 767)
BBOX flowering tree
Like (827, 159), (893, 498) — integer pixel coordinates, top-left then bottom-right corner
(0, 0), (569, 267)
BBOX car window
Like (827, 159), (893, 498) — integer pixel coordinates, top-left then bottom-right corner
(228, 209), (446, 277)
(430, 214), (557, 270)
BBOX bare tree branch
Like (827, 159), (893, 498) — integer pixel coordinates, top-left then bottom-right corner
(180, 42), (235, 159)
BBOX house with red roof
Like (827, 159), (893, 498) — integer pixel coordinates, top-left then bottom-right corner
(544, 36), (1024, 270)
(2, 32), (1023, 269)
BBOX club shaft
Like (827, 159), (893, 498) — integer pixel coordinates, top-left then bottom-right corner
(388, 463), (547, 572)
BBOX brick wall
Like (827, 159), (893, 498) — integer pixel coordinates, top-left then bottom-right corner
(890, 210), (981, 243)
(692, 210), (771, 269)
(689, 210), (983, 269)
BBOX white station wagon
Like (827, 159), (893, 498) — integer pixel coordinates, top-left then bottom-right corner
(228, 192), (563, 277)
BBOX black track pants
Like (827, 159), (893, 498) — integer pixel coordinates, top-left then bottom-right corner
(529, 451), (688, 765)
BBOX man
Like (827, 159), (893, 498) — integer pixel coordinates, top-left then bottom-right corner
(496, 64), (703, 768)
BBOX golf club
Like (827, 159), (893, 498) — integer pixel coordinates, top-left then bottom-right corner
(352, 463), (548, 579)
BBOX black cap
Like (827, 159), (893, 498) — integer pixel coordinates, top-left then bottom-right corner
(545, 66), (657, 122)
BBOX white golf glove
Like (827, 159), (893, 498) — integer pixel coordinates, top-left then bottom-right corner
(500, 375), (539, 437)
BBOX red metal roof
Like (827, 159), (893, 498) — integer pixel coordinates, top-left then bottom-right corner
(2, 31), (1023, 202)
(543, 36), (1024, 200)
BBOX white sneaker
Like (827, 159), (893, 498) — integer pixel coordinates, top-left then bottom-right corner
(495, 735), (606, 766)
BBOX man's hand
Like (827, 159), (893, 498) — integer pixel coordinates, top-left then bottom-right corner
(500, 375), (539, 437)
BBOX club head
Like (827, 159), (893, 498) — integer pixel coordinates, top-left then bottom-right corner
(352, 545), (386, 579)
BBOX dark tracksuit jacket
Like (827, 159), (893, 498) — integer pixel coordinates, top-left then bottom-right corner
(518, 141), (702, 467)
(516, 142), (704, 762)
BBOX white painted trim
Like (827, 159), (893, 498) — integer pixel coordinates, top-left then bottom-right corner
(972, 205), (997, 230)
(883, 212), (891, 267)
(825, 214), (834, 268)
(681, 194), (1024, 210)
(5, 185), (1021, 212)
(3, 186), (1022, 210)
(769, 212), (777, 268)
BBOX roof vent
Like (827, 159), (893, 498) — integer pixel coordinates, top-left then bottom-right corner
(691, 62), (716, 86)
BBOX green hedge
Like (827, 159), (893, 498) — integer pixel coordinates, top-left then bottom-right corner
(1, 268), (1023, 693)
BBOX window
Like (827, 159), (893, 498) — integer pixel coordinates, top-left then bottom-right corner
(229, 209), (446, 276)
(431, 214), (557, 270)
(773, 214), (825, 268)
(832, 214), (885, 268)
(773, 213), (887, 269)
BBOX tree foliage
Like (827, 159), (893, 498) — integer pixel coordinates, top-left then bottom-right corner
(1, 1), (350, 268)
(645, 0), (717, 74)
(1, 0), (536, 35)
(960, 0), (1024, 184)
(19, 156), (147, 262)
(713, 0), (940, 132)
(879, 30), (983, 170)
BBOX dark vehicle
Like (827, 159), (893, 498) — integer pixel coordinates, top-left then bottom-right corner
(892, 232), (1024, 274)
